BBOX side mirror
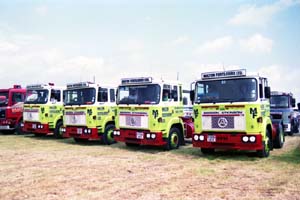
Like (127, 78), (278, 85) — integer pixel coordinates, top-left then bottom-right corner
(292, 98), (296, 107)
(265, 87), (271, 99)
(0, 95), (7, 103)
(297, 103), (300, 111)
(190, 90), (195, 104)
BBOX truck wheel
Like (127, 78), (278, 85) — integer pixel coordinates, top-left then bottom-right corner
(15, 120), (24, 135)
(201, 148), (215, 154)
(274, 123), (284, 149)
(288, 131), (294, 136)
(257, 129), (271, 158)
(54, 121), (63, 139)
(103, 124), (116, 145)
(165, 127), (180, 150)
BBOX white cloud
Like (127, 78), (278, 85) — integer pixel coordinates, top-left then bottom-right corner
(258, 65), (300, 102)
(228, 0), (300, 26)
(0, 40), (20, 53)
(239, 34), (273, 53)
(195, 36), (233, 54)
(119, 39), (144, 52)
(35, 5), (48, 17)
(170, 36), (190, 46)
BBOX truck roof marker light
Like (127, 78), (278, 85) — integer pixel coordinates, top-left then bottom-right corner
(201, 69), (246, 80)
(121, 77), (153, 84)
(13, 85), (21, 89)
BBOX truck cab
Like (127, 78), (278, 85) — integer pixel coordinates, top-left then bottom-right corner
(61, 82), (116, 144)
(23, 83), (65, 138)
(191, 69), (284, 157)
(113, 77), (193, 150)
(0, 85), (26, 134)
(270, 91), (299, 135)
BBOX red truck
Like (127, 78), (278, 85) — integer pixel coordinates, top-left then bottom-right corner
(0, 85), (26, 134)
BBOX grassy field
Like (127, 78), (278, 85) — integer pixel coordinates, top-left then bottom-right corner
(0, 133), (299, 200)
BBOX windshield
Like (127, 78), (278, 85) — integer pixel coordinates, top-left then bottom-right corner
(195, 78), (257, 103)
(0, 91), (9, 106)
(25, 89), (49, 104)
(64, 88), (96, 105)
(270, 95), (289, 108)
(118, 84), (160, 104)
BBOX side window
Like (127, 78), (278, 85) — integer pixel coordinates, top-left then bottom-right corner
(110, 89), (115, 102)
(50, 89), (61, 102)
(162, 84), (171, 101)
(12, 93), (25, 105)
(98, 88), (108, 102)
(172, 86), (178, 101)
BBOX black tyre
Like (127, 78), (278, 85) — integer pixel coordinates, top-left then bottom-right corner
(288, 131), (294, 136)
(15, 120), (24, 135)
(257, 129), (271, 158)
(54, 121), (63, 139)
(103, 124), (116, 145)
(165, 127), (181, 150)
(201, 148), (215, 154)
(274, 123), (284, 149)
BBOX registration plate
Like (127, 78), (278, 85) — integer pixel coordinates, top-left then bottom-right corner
(32, 124), (37, 129)
(207, 135), (216, 142)
(77, 128), (82, 134)
(136, 132), (144, 139)
(0, 125), (9, 129)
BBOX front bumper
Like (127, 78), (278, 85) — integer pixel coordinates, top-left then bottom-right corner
(113, 129), (166, 146)
(63, 127), (100, 140)
(23, 122), (50, 134)
(0, 119), (16, 130)
(192, 133), (263, 150)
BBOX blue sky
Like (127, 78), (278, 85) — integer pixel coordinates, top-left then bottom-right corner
(0, 0), (300, 101)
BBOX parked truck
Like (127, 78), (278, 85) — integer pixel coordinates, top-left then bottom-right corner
(23, 83), (65, 138)
(191, 69), (284, 157)
(61, 82), (116, 144)
(113, 77), (194, 150)
(270, 91), (299, 136)
(0, 85), (26, 134)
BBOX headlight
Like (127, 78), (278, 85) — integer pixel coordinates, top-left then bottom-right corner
(88, 129), (91, 134)
(114, 131), (120, 136)
(242, 136), (249, 142)
(84, 129), (88, 133)
(194, 135), (199, 141)
(146, 133), (151, 138)
(151, 133), (156, 139)
(249, 136), (256, 142)
(40, 125), (43, 129)
(199, 135), (205, 141)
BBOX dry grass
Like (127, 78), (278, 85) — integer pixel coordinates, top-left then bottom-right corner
(0, 133), (299, 200)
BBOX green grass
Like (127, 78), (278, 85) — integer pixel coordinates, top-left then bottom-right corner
(272, 145), (300, 165)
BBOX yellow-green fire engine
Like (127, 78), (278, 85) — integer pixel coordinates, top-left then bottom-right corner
(113, 77), (194, 150)
(61, 82), (116, 144)
(191, 69), (284, 157)
(23, 83), (65, 138)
